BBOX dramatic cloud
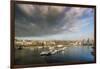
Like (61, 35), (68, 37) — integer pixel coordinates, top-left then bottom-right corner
(15, 4), (94, 40)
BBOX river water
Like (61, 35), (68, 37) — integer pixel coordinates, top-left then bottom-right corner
(15, 45), (94, 65)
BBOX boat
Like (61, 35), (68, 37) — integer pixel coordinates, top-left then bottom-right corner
(38, 46), (42, 49)
(40, 47), (67, 56)
(51, 49), (58, 54)
(51, 47), (66, 54)
(61, 47), (66, 50)
(40, 51), (52, 56)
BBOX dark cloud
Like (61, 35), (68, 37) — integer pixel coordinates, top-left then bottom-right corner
(15, 4), (93, 37)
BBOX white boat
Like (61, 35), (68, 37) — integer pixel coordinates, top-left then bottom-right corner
(51, 50), (58, 54)
(40, 51), (52, 56)
(49, 47), (54, 50)
(61, 47), (66, 50)
(57, 45), (63, 47)
(38, 46), (42, 49)
(40, 47), (67, 56)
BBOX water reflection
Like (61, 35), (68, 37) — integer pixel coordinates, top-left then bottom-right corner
(15, 45), (95, 65)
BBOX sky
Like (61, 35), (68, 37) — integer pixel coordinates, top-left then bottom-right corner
(15, 4), (94, 40)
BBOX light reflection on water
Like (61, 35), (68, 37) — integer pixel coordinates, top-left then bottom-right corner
(15, 45), (94, 65)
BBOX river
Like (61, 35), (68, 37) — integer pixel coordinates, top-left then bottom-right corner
(15, 45), (95, 65)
